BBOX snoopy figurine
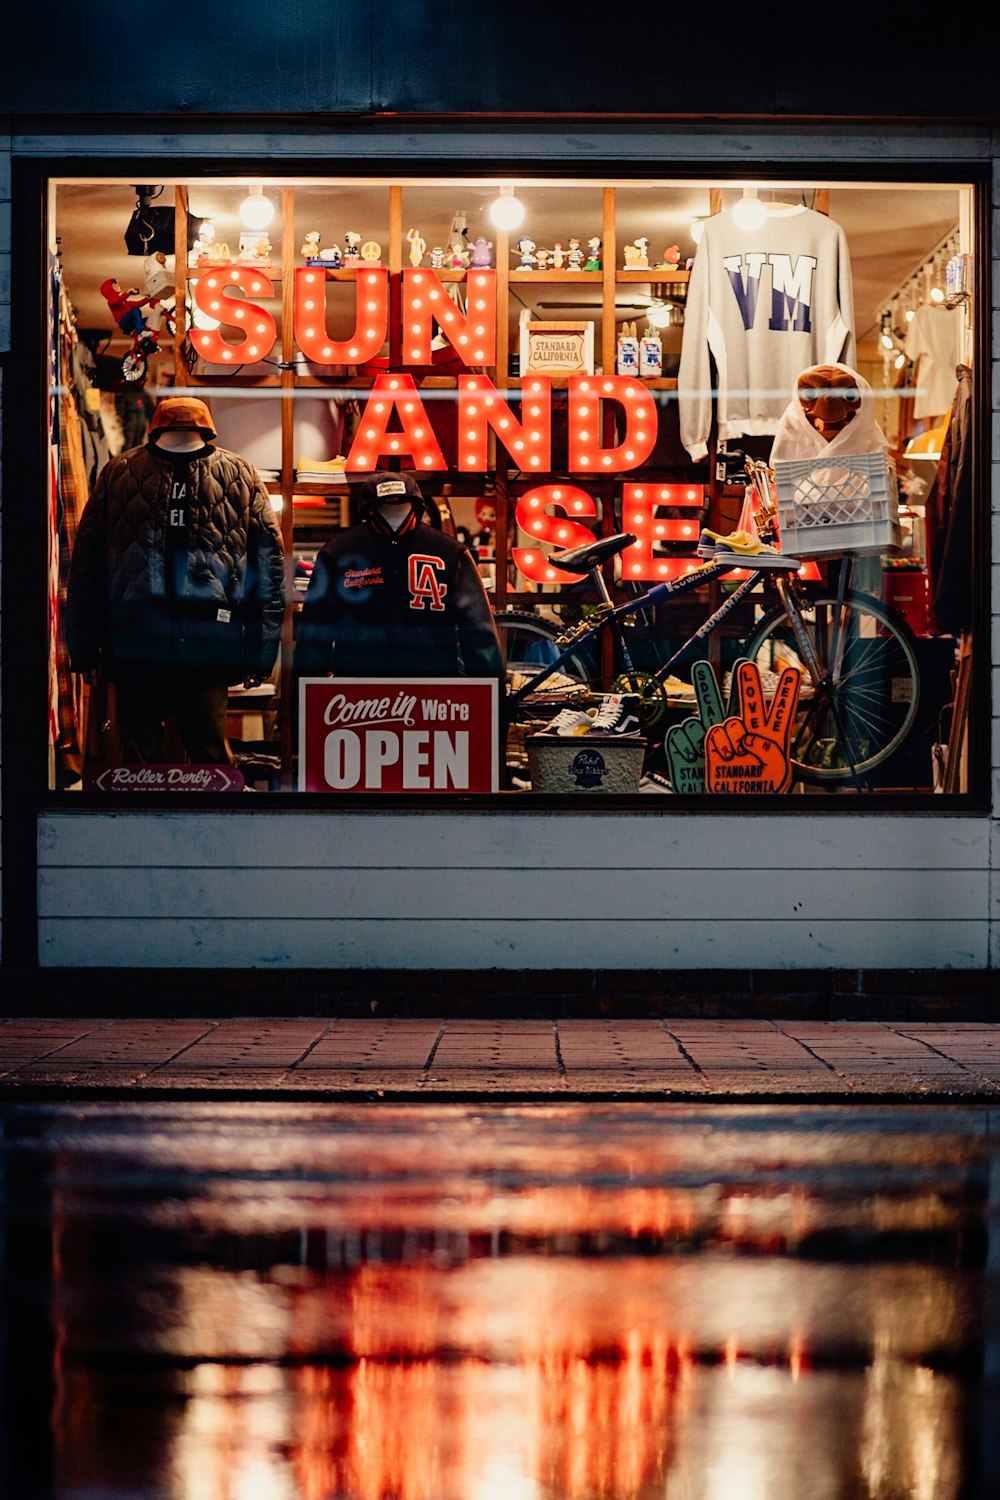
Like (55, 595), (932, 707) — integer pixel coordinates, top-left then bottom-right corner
(623, 237), (650, 270)
(582, 237), (602, 271)
(300, 231), (322, 261)
(515, 235), (537, 269)
(343, 232), (362, 263)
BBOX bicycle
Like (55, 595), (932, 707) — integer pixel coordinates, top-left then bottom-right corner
(497, 456), (921, 790)
(121, 304), (176, 384)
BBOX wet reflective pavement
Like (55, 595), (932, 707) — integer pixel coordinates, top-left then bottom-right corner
(3, 1101), (1000, 1499)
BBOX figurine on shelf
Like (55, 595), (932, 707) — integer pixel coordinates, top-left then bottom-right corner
(301, 231), (322, 261)
(552, 242), (565, 269)
(448, 240), (468, 268)
(535, 246), (552, 270)
(406, 228), (426, 267)
(360, 240), (382, 265)
(195, 233), (232, 268)
(515, 235), (536, 269)
(343, 232), (362, 263)
(429, 245), (447, 269)
(238, 231), (271, 266)
(469, 235), (494, 268)
(567, 238), (585, 271)
(655, 244), (682, 269)
(582, 236), (601, 271)
(317, 242), (342, 268)
(622, 237), (650, 270)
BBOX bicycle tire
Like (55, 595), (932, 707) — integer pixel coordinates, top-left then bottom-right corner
(494, 609), (597, 691)
(121, 348), (148, 384)
(743, 587), (920, 786)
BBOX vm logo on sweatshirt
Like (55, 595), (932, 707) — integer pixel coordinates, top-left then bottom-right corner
(722, 253), (819, 334)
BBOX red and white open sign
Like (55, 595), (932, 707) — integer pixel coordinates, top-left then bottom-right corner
(299, 678), (499, 793)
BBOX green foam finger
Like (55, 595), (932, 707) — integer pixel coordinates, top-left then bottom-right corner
(691, 660), (724, 728)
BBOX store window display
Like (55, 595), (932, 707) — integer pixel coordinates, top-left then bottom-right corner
(66, 396), (285, 764)
(45, 173), (979, 800)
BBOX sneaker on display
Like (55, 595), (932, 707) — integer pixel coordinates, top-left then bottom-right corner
(714, 533), (799, 570)
(588, 693), (642, 736)
(697, 527), (729, 559)
(540, 707), (595, 737)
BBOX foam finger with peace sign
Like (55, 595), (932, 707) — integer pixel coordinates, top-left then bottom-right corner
(704, 659), (801, 794)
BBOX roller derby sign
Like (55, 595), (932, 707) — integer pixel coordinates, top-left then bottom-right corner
(665, 659), (800, 795)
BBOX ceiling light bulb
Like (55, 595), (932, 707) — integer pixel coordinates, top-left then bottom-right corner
(489, 187), (526, 232)
(894, 353), (906, 369)
(732, 188), (767, 232)
(240, 185), (275, 230)
(929, 286), (945, 304)
(880, 332), (895, 350)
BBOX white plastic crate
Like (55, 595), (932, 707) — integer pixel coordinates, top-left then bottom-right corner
(773, 451), (902, 558)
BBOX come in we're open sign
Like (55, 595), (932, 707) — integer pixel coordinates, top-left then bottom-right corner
(299, 678), (498, 794)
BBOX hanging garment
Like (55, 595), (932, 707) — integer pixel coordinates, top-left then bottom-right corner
(678, 205), (856, 462)
(903, 305), (963, 422)
(929, 364), (972, 635)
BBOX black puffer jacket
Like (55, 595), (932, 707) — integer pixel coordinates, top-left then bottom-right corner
(66, 442), (285, 682)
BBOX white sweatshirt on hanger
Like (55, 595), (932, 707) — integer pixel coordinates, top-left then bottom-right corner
(903, 304), (962, 420)
(677, 205), (856, 462)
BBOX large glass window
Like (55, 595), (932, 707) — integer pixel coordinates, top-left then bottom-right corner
(47, 173), (979, 799)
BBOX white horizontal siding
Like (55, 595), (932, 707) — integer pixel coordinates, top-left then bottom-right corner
(37, 918), (989, 971)
(38, 863), (987, 923)
(35, 811), (992, 969)
(36, 811), (992, 871)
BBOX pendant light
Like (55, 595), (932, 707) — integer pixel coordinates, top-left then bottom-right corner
(732, 187), (767, 232)
(489, 185), (526, 232)
(240, 184), (275, 230)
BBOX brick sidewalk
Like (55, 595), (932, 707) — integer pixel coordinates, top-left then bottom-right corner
(2, 1018), (1000, 1099)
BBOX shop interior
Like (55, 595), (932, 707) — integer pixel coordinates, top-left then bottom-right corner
(48, 174), (976, 796)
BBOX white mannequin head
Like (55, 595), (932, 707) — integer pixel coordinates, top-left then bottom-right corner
(376, 500), (413, 531)
(153, 427), (207, 452)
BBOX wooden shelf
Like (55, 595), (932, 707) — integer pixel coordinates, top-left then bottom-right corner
(509, 270), (603, 283)
(616, 268), (689, 282)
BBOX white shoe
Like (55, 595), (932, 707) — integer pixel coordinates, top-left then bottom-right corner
(540, 707), (595, 736)
(588, 693), (642, 736)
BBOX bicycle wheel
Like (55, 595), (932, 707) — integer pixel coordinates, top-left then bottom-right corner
(743, 587), (920, 786)
(493, 609), (597, 694)
(121, 347), (148, 383)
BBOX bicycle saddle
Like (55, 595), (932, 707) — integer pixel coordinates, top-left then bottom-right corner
(549, 532), (637, 574)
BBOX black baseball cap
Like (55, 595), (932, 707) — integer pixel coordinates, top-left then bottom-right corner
(356, 470), (424, 511)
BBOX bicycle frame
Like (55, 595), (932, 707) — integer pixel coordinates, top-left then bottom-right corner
(506, 557), (778, 710)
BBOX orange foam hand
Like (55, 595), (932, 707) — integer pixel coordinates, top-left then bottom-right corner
(703, 660), (800, 795)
